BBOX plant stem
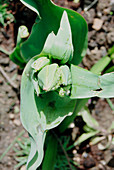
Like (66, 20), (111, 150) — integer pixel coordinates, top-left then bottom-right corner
(42, 133), (58, 170)
(52, 131), (72, 170)
(84, 0), (98, 11)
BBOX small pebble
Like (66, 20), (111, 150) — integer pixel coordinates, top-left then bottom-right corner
(73, 156), (80, 163)
(9, 113), (14, 120)
(83, 156), (96, 168)
(97, 11), (102, 17)
(72, 149), (77, 154)
(20, 165), (26, 170)
(13, 119), (21, 126)
(92, 18), (103, 31)
(107, 32), (114, 44)
(69, 122), (75, 128)
(103, 8), (111, 15)
(82, 152), (88, 158)
(100, 46), (107, 56)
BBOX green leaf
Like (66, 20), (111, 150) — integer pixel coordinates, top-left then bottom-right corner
(43, 11), (73, 64)
(38, 64), (60, 91)
(98, 73), (114, 98)
(73, 131), (98, 146)
(21, 57), (76, 169)
(60, 65), (71, 86)
(90, 136), (105, 145)
(10, 25), (29, 68)
(108, 45), (114, 55)
(16, 25), (29, 44)
(90, 56), (111, 75)
(31, 56), (50, 71)
(20, 0), (88, 65)
(78, 107), (99, 129)
(71, 64), (114, 98)
(105, 66), (114, 73)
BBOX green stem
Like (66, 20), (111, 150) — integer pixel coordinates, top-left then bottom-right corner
(42, 133), (58, 170)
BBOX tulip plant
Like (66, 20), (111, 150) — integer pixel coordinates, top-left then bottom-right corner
(10, 0), (114, 169)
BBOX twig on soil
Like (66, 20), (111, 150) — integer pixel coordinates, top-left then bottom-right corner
(0, 130), (25, 161)
(52, 131), (73, 170)
(84, 0), (98, 11)
(0, 66), (18, 89)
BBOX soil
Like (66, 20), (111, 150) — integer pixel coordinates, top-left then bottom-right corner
(0, 0), (114, 170)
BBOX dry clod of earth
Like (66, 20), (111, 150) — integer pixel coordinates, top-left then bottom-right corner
(92, 18), (103, 31)
(9, 113), (15, 120)
(13, 119), (21, 126)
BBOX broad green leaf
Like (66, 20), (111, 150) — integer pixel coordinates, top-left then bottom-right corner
(9, 25), (29, 68)
(71, 65), (100, 98)
(38, 64), (60, 91)
(31, 56), (50, 71)
(98, 73), (114, 98)
(71, 64), (114, 98)
(21, 57), (76, 169)
(20, 0), (88, 65)
(43, 11), (73, 64)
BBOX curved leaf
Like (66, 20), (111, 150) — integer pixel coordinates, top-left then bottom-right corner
(71, 64), (114, 98)
(21, 57), (76, 169)
(20, 0), (88, 65)
(9, 25), (29, 68)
